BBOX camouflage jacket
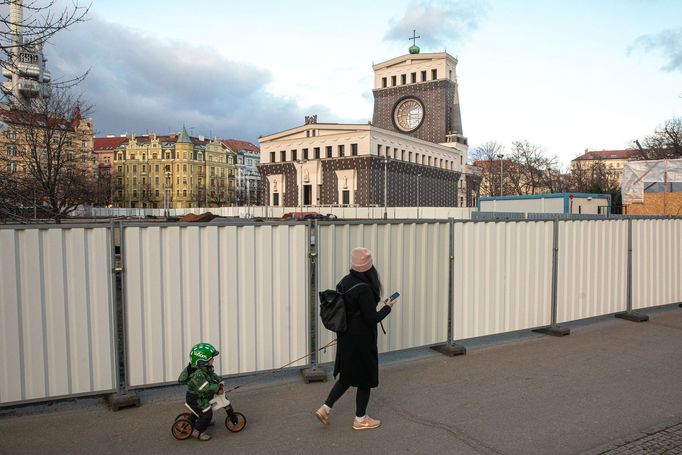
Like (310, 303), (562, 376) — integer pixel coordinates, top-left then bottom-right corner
(178, 364), (222, 410)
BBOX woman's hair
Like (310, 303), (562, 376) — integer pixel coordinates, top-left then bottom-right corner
(365, 265), (383, 298)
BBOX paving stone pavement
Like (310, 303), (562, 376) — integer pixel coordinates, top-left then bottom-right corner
(586, 421), (682, 455)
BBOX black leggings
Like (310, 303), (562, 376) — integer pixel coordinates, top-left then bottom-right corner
(324, 380), (371, 417)
(186, 392), (213, 432)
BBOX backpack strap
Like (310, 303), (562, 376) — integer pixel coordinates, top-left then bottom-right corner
(342, 282), (368, 294)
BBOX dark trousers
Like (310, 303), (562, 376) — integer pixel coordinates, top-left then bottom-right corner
(186, 392), (213, 432)
(324, 379), (371, 417)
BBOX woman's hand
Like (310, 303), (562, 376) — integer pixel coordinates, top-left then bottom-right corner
(385, 299), (397, 308)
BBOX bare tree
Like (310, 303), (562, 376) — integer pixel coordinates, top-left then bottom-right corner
(636, 116), (682, 160)
(0, 88), (97, 221)
(506, 140), (559, 195)
(470, 141), (505, 196)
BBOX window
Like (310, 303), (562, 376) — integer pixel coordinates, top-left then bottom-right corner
(326, 146), (332, 158)
(142, 164), (146, 173)
(81, 140), (87, 151)
(314, 147), (320, 159)
(421, 70), (427, 82)
(117, 165), (122, 173)
(155, 164), (159, 172)
(270, 151), (275, 162)
(155, 190), (160, 197)
(153, 153), (158, 159)
(415, 153), (419, 163)
(183, 190), (187, 197)
(401, 74), (406, 85)
(118, 153), (123, 160)
(6, 129), (16, 140)
(377, 144), (383, 156)
(303, 148), (309, 160)
(155, 176), (159, 184)
(6, 145), (17, 156)
(133, 190), (137, 197)
(408, 152), (412, 162)
(292, 149), (297, 161)
(132, 164), (137, 172)
(338, 145), (344, 157)
(411, 72), (416, 83)
(449, 69), (453, 79)
(130, 153), (136, 160)
(382, 77), (387, 88)
(306, 130), (310, 138)
(460, 156), (463, 165)
(391, 75), (396, 86)
(351, 144), (358, 156)
(432, 69), (437, 80)
(183, 164), (187, 172)
(401, 150), (405, 160)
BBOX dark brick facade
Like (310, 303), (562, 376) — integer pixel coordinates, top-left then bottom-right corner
(372, 80), (462, 144)
(259, 157), (471, 207)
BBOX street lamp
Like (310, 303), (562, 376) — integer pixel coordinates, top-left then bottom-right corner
(164, 169), (171, 217)
(297, 159), (307, 214)
(497, 153), (504, 196)
(416, 173), (421, 218)
(383, 155), (389, 220)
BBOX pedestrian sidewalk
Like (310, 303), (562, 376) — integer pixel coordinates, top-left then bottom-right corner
(1, 306), (681, 455)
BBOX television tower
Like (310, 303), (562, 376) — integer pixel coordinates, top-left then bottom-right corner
(2, 0), (51, 107)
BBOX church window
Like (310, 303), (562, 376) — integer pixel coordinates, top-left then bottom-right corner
(460, 156), (463, 165)
(280, 150), (286, 162)
(338, 145), (344, 157)
(292, 149), (297, 161)
(351, 144), (358, 156)
(421, 71), (427, 82)
(326, 146), (332, 158)
(409, 151), (412, 162)
(422, 156), (426, 165)
(411, 72), (416, 83)
(382, 77), (387, 88)
(314, 147), (320, 159)
(401, 74), (406, 85)
(391, 75), (396, 86)
(401, 150), (405, 160)
(428, 157), (432, 166)
(415, 153), (419, 163)
(303, 148), (309, 159)
(449, 70), (453, 80)
(378, 144), (382, 156)
(432, 69), (437, 80)
(270, 151), (275, 162)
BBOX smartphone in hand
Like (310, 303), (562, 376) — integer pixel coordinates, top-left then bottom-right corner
(386, 291), (400, 302)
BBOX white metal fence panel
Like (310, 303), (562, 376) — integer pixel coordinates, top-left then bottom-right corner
(454, 221), (553, 339)
(123, 223), (309, 388)
(556, 220), (628, 323)
(632, 219), (682, 310)
(0, 226), (115, 406)
(316, 222), (450, 363)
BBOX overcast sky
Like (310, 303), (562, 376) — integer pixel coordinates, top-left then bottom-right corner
(43, 0), (682, 168)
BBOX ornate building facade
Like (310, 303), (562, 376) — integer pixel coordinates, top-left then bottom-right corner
(100, 128), (240, 209)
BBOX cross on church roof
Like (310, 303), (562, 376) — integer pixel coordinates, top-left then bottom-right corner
(409, 30), (420, 46)
(409, 30), (421, 54)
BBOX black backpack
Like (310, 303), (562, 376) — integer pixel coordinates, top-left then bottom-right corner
(319, 282), (367, 333)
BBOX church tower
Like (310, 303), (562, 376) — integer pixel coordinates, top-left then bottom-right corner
(371, 36), (465, 146)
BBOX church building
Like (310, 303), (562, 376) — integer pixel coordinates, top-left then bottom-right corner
(258, 40), (481, 208)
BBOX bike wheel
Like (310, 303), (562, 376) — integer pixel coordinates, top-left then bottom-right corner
(174, 412), (192, 421)
(172, 417), (194, 440)
(224, 412), (247, 433)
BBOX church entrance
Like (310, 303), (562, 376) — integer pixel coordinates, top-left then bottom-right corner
(303, 185), (312, 205)
(342, 190), (350, 205)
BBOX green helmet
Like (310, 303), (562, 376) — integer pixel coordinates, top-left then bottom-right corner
(189, 343), (219, 367)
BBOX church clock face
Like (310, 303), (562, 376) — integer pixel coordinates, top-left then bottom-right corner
(393, 98), (424, 132)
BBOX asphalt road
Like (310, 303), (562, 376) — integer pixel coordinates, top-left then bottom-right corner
(1, 306), (681, 455)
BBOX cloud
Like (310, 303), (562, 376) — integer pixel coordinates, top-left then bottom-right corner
(384, 0), (488, 50)
(46, 16), (337, 141)
(629, 28), (682, 72)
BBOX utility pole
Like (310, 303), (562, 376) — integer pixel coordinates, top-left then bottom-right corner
(497, 153), (504, 196)
(384, 155), (388, 219)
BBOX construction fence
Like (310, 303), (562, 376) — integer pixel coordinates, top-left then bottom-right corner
(1, 217), (681, 407)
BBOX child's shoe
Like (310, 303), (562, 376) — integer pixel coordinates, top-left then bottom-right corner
(352, 415), (381, 430)
(192, 429), (212, 441)
(315, 405), (329, 425)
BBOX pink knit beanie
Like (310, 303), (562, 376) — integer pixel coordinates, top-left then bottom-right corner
(351, 247), (373, 272)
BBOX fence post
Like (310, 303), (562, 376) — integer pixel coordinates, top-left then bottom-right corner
(615, 218), (649, 322)
(432, 218), (466, 356)
(301, 220), (327, 383)
(534, 219), (571, 336)
(107, 221), (140, 411)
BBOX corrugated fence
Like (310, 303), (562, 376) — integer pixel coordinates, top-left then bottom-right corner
(1, 217), (681, 407)
(0, 226), (116, 406)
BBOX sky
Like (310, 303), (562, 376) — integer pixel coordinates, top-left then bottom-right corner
(40, 0), (682, 168)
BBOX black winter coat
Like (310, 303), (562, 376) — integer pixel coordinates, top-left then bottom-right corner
(333, 271), (391, 389)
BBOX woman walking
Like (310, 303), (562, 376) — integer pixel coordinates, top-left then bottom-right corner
(315, 247), (397, 430)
